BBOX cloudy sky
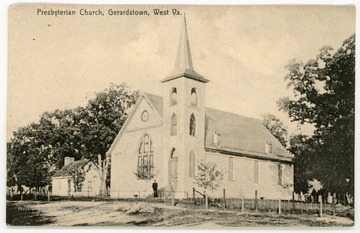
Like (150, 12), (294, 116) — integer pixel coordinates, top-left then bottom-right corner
(7, 4), (355, 140)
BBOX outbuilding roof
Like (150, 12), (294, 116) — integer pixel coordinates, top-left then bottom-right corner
(52, 160), (92, 178)
(143, 93), (293, 162)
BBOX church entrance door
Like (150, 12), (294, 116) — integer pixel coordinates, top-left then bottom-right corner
(169, 149), (178, 191)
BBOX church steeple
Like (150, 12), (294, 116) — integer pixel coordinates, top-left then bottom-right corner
(175, 15), (193, 72)
(162, 15), (209, 83)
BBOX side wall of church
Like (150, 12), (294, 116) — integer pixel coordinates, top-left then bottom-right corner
(194, 152), (294, 200)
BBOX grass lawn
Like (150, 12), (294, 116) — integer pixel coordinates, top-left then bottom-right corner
(6, 200), (354, 227)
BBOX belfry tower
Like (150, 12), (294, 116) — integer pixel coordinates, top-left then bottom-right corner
(162, 16), (209, 196)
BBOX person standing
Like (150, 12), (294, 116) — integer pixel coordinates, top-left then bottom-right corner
(152, 180), (158, 197)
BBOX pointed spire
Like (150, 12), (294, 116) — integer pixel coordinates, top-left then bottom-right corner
(162, 15), (209, 83)
(175, 14), (193, 71)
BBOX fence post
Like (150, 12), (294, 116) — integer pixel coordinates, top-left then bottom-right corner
(292, 192), (295, 214)
(241, 195), (244, 212)
(223, 189), (226, 208)
(10, 188), (13, 201)
(164, 189), (166, 205)
(193, 187), (195, 206)
(254, 190), (258, 211)
(278, 199), (282, 215)
(319, 195), (323, 217)
(333, 193), (336, 216)
(47, 190), (50, 202)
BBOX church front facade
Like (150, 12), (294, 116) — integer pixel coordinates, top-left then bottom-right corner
(107, 17), (294, 200)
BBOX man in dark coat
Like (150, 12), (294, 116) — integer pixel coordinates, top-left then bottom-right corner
(152, 180), (158, 197)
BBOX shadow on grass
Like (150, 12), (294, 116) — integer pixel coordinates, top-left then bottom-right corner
(6, 201), (55, 226)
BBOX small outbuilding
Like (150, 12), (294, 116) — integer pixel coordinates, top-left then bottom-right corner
(51, 157), (100, 196)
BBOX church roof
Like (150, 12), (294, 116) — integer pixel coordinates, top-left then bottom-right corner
(161, 16), (209, 84)
(143, 93), (293, 162)
(52, 160), (93, 178)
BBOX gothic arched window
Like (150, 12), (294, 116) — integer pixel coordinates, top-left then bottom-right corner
(191, 88), (198, 106)
(190, 113), (196, 136)
(170, 88), (177, 106)
(137, 134), (154, 179)
(170, 113), (177, 136)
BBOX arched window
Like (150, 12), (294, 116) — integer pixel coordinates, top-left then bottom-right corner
(169, 148), (178, 189)
(137, 134), (154, 179)
(189, 150), (195, 177)
(190, 113), (196, 136)
(170, 113), (177, 136)
(191, 88), (198, 106)
(170, 148), (178, 158)
(170, 88), (177, 106)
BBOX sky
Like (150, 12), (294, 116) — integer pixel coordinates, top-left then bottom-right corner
(7, 4), (355, 141)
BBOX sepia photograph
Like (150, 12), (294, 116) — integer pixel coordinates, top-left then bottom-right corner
(5, 3), (355, 227)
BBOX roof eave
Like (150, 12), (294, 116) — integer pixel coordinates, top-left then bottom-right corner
(161, 72), (209, 83)
(205, 146), (293, 163)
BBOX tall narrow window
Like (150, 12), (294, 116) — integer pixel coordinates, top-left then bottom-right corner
(170, 88), (177, 106)
(169, 148), (178, 189)
(170, 114), (177, 136)
(189, 151), (195, 177)
(228, 157), (234, 181)
(190, 113), (196, 136)
(137, 134), (154, 179)
(278, 163), (283, 185)
(191, 88), (198, 106)
(254, 161), (259, 183)
(149, 155), (154, 176)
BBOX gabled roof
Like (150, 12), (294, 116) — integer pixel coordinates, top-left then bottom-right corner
(142, 93), (292, 162)
(204, 108), (292, 161)
(52, 160), (93, 178)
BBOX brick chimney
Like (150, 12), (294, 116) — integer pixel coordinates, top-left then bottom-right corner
(64, 157), (75, 166)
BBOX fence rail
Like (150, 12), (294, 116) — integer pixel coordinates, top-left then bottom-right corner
(7, 188), (354, 218)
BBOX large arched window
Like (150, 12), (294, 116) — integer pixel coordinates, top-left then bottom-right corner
(189, 150), (195, 177)
(137, 134), (154, 179)
(191, 88), (198, 106)
(170, 113), (177, 136)
(190, 113), (196, 136)
(170, 88), (177, 106)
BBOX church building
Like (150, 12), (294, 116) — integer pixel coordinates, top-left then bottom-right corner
(107, 17), (294, 200)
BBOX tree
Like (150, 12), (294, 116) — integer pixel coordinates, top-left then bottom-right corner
(7, 123), (53, 196)
(288, 134), (317, 193)
(7, 83), (139, 197)
(278, 34), (355, 194)
(261, 113), (288, 147)
(194, 161), (224, 209)
(78, 83), (139, 161)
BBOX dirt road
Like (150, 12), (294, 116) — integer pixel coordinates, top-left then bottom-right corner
(6, 201), (354, 227)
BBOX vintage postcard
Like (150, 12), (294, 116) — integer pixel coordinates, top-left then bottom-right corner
(6, 4), (355, 227)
